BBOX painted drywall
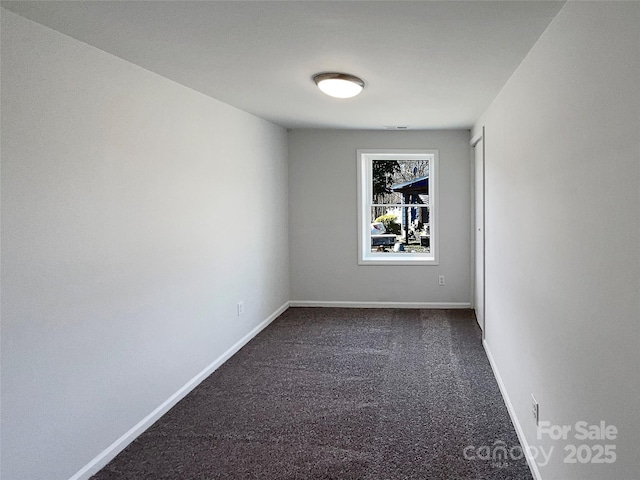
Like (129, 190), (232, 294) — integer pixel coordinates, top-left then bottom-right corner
(288, 130), (472, 305)
(472, 2), (640, 479)
(0, 10), (289, 480)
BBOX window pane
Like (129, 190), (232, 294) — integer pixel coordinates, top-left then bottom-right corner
(372, 159), (429, 204)
(370, 206), (430, 253)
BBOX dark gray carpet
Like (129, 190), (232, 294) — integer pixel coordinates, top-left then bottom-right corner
(91, 308), (533, 479)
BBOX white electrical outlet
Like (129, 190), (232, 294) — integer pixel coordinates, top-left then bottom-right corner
(438, 275), (445, 286)
(237, 301), (244, 316)
(531, 394), (539, 425)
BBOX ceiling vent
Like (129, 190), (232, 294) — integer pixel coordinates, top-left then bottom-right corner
(383, 126), (409, 130)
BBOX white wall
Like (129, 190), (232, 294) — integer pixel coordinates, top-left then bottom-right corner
(0, 10), (289, 480)
(288, 129), (472, 305)
(472, 2), (639, 479)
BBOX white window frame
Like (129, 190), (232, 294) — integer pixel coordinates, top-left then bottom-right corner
(357, 149), (439, 266)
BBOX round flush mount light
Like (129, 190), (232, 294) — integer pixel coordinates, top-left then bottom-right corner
(313, 72), (365, 99)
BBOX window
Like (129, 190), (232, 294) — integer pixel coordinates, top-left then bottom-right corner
(357, 149), (438, 265)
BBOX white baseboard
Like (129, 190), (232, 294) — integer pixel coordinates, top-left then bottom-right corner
(483, 339), (542, 480)
(289, 300), (471, 309)
(69, 301), (290, 480)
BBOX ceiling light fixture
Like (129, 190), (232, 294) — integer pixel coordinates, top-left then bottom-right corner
(313, 72), (364, 99)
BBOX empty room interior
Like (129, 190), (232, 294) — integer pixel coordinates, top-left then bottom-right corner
(1, 1), (639, 479)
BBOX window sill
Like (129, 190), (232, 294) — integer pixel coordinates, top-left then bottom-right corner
(359, 254), (439, 266)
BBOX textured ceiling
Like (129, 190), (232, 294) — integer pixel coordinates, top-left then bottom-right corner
(2, 0), (565, 129)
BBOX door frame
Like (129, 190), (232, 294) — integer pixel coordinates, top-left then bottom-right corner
(471, 127), (485, 339)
